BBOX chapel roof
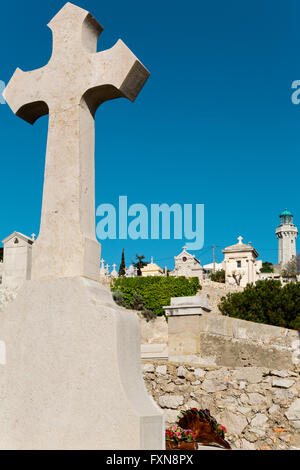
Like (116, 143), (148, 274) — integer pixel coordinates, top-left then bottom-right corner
(174, 246), (201, 264)
(222, 236), (259, 257)
(1, 231), (34, 245)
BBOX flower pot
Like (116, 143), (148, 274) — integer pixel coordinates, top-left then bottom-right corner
(177, 413), (231, 450)
(166, 440), (197, 450)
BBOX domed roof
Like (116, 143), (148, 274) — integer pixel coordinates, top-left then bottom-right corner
(280, 208), (293, 217)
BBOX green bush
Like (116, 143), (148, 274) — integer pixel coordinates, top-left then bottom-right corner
(210, 269), (225, 283)
(141, 309), (157, 322)
(260, 261), (274, 273)
(112, 290), (125, 307)
(219, 280), (300, 330)
(111, 276), (201, 317)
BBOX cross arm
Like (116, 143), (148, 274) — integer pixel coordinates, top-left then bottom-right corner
(83, 40), (150, 116)
(3, 67), (48, 125)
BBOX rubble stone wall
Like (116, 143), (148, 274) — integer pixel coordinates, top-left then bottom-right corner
(142, 360), (300, 450)
(200, 280), (243, 315)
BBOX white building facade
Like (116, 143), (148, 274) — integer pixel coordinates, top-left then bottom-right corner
(1, 232), (34, 288)
(223, 236), (262, 287)
(141, 257), (164, 277)
(170, 246), (203, 279)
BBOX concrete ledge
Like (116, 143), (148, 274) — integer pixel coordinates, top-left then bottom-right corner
(141, 343), (168, 360)
(164, 296), (210, 317)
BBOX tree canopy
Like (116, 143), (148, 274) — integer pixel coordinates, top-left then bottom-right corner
(260, 262), (273, 273)
(219, 280), (300, 330)
(281, 255), (300, 278)
(210, 269), (225, 283)
(132, 254), (148, 276)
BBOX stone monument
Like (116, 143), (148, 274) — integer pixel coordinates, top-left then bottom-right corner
(0, 3), (164, 449)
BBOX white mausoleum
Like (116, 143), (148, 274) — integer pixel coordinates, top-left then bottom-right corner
(1, 232), (34, 288)
(222, 236), (262, 287)
(141, 257), (163, 277)
(170, 246), (203, 279)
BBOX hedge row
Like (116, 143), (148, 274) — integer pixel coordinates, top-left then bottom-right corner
(111, 276), (201, 316)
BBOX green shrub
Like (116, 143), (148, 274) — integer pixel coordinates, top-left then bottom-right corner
(219, 280), (300, 330)
(210, 269), (225, 283)
(141, 309), (157, 322)
(131, 292), (144, 311)
(260, 261), (274, 273)
(112, 290), (125, 307)
(111, 276), (201, 317)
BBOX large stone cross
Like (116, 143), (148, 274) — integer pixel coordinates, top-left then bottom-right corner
(4, 2), (149, 281)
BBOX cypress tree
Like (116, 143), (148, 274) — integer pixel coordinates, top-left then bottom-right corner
(118, 248), (126, 277)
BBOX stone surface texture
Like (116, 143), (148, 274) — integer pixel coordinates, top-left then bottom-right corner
(0, 286), (18, 312)
(168, 312), (300, 369)
(143, 360), (300, 450)
(200, 279), (243, 315)
(0, 278), (164, 449)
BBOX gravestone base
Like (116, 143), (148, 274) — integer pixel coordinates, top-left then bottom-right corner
(0, 277), (164, 449)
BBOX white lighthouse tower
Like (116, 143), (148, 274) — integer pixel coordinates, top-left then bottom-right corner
(275, 209), (298, 267)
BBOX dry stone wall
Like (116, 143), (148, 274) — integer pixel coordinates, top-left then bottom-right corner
(142, 360), (300, 450)
(200, 280), (243, 315)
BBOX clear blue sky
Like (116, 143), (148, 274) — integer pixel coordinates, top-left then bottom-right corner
(1, 0), (299, 270)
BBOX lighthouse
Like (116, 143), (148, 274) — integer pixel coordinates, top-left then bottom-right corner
(275, 209), (298, 266)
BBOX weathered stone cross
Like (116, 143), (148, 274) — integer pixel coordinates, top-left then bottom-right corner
(4, 2), (149, 281)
